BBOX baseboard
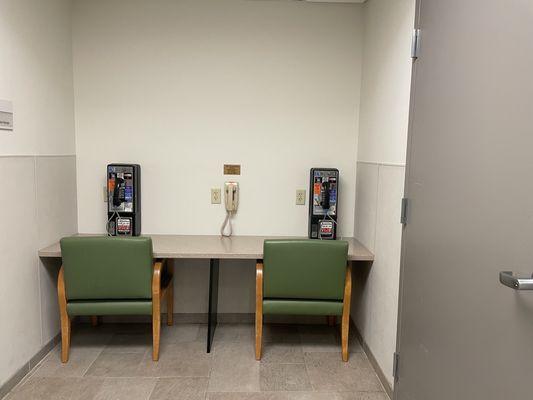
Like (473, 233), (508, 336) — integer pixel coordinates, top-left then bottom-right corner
(351, 319), (393, 399)
(0, 334), (60, 400)
(0, 364), (28, 400)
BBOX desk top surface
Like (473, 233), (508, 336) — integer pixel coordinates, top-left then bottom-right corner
(38, 235), (374, 261)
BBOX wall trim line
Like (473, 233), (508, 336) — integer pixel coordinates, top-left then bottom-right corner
(0, 154), (76, 158)
(357, 160), (406, 168)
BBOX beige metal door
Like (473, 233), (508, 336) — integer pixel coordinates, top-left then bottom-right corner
(395, 1), (533, 399)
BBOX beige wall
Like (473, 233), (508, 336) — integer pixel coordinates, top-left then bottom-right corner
(353, 0), (415, 387)
(72, 0), (364, 316)
(0, 0), (414, 390)
(356, 0), (414, 165)
(72, 0), (363, 238)
(353, 161), (405, 387)
(0, 0), (75, 156)
(0, 0), (77, 390)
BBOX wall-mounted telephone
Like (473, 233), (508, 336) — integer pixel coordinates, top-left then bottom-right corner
(221, 182), (239, 237)
(107, 164), (141, 236)
(224, 182), (239, 212)
(309, 168), (339, 240)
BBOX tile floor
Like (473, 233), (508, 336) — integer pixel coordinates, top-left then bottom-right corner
(4, 323), (389, 400)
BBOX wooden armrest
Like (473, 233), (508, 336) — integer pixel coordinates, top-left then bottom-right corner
(256, 261), (263, 305)
(58, 265), (67, 316)
(256, 261), (263, 294)
(153, 259), (173, 299)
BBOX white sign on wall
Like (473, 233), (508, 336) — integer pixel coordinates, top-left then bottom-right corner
(0, 100), (13, 131)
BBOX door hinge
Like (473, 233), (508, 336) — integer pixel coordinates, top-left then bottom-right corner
(401, 198), (409, 225)
(411, 28), (421, 59)
(393, 352), (400, 381)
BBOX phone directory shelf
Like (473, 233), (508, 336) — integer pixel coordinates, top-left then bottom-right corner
(38, 234), (374, 352)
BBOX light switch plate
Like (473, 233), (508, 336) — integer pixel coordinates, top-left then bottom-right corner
(296, 189), (306, 205)
(211, 188), (221, 204)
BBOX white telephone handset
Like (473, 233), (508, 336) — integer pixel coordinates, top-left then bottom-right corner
(221, 182), (239, 236)
(224, 182), (239, 212)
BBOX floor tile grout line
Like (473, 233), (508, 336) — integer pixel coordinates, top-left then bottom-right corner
(80, 345), (106, 378)
(302, 355), (318, 393)
(145, 377), (159, 400)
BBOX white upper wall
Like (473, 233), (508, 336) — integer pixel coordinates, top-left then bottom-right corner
(357, 0), (415, 165)
(73, 0), (363, 236)
(0, 0), (75, 156)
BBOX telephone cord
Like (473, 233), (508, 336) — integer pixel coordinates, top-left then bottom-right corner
(220, 211), (233, 237)
(106, 211), (117, 236)
(319, 209), (337, 240)
(325, 209), (337, 225)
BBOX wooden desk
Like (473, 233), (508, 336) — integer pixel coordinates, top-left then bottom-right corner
(38, 234), (374, 260)
(39, 234), (374, 352)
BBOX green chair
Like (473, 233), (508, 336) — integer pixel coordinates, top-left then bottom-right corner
(58, 236), (174, 362)
(255, 239), (351, 361)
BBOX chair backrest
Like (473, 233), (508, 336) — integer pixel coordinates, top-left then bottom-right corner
(60, 236), (153, 300)
(263, 239), (348, 300)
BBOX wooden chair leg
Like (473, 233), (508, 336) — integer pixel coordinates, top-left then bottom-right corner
(341, 262), (352, 362)
(60, 316), (71, 363)
(255, 308), (263, 361)
(152, 307), (160, 361)
(58, 267), (71, 363)
(152, 261), (163, 361)
(91, 316), (99, 327)
(167, 262), (174, 326)
(68, 318), (72, 348)
(167, 280), (174, 326)
(255, 262), (263, 360)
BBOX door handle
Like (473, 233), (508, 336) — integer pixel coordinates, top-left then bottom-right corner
(499, 271), (533, 290)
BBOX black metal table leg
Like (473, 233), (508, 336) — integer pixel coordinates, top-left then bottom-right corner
(207, 258), (220, 353)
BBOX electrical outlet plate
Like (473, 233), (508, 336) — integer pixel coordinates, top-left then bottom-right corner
(211, 188), (221, 204)
(296, 189), (306, 205)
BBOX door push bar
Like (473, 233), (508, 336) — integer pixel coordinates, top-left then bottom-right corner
(500, 271), (533, 290)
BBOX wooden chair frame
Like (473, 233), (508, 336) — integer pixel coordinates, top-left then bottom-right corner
(58, 258), (174, 363)
(255, 260), (352, 361)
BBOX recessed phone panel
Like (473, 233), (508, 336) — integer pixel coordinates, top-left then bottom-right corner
(107, 164), (141, 236)
(308, 168), (339, 240)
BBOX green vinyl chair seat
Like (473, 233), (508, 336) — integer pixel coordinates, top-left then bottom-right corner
(67, 300), (153, 316)
(262, 299), (343, 316)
